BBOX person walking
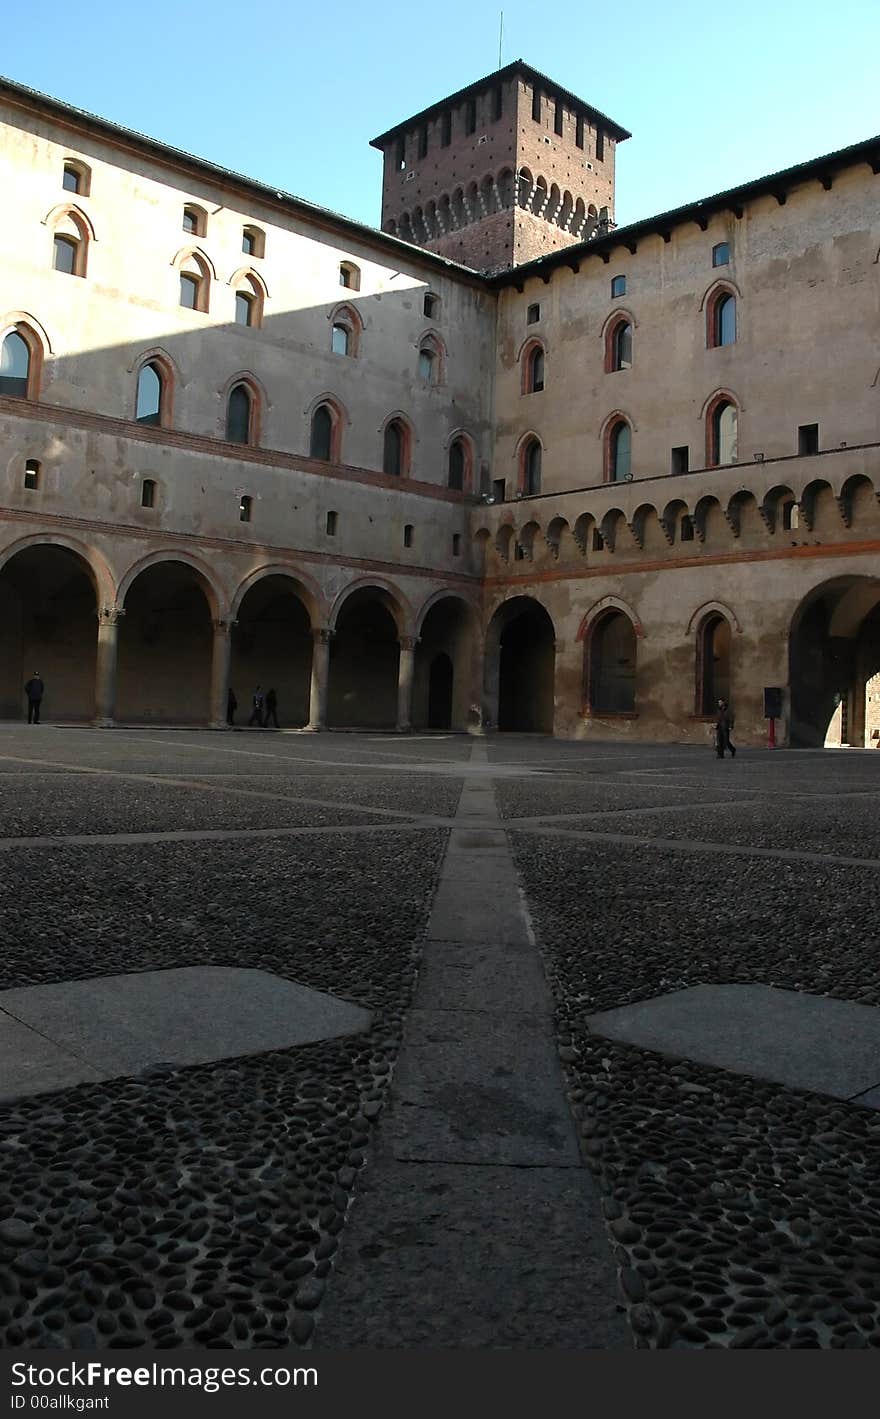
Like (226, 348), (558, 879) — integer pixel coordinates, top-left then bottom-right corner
(226, 686), (238, 727)
(715, 698), (736, 759)
(264, 687), (279, 729)
(248, 684), (265, 727)
(24, 671), (44, 724)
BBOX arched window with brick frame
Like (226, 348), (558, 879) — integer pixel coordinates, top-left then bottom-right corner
(231, 270), (267, 329)
(225, 378), (261, 446)
(309, 398), (344, 463)
(418, 332), (445, 386)
(706, 393), (738, 466)
(447, 434), (473, 492)
(0, 322), (43, 400)
(585, 608), (638, 714)
(705, 282), (738, 348)
(519, 435), (542, 496)
(329, 303), (362, 358)
(604, 415), (632, 482)
(382, 415), (412, 478)
(521, 339), (545, 395)
(134, 354), (174, 427)
(605, 313), (633, 373)
(48, 206), (91, 278)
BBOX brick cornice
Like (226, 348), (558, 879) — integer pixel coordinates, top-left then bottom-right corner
(0, 397), (472, 505)
(0, 506), (480, 587)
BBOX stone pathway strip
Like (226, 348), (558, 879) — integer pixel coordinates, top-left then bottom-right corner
(0, 966), (372, 1101)
(588, 984), (880, 1108)
(316, 741), (627, 1348)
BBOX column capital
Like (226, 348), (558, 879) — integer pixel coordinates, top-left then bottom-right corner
(398, 635), (419, 652)
(313, 627), (334, 645)
(98, 605), (125, 626)
(213, 617), (237, 634)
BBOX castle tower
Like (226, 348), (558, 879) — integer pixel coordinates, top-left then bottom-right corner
(371, 61), (630, 274)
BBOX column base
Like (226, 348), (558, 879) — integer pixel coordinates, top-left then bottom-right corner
(93, 717), (115, 729)
(209, 720), (232, 731)
(303, 722), (325, 733)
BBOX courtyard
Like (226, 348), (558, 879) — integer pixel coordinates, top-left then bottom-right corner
(0, 725), (878, 1350)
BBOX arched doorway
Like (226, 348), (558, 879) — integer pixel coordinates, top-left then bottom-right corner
(329, 589), (400, 728)
(0, 544), (98, 720)
(486, 597), (556, 733)
(427, 654), (453, 729)
(117, 561), (214, 723)
(588, 610), (637, 714)
(231, 577), (313, 727)
(414, 596), (478, 731)
(697, 613), (731, 715)
(790, 576), (880, 747)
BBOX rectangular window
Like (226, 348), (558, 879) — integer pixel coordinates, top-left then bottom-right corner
(235, 292), (253, 326)
(527, 303), (540, 324)
(24, 460), (40, 490)
(671, 446), (689, 475)
(465, 99), (477, 135)
(418, 125), (428, 159)
(239, 495), (252, 523)
(532, 87), (542, 122)
(596, 128), (605, 161)
(141, 479), (156, 509)
(395, 137), (406, 171)
(575, 114), (584, 149)
(326, 510), (337, 536)
(713, 242), (730, 267)
(554, 101), (564, 137)
(493, 86), (503, 121)
(798, 423), (819, 456)
(492, 478), (506, 503)
(403, 524), (414, 548)
(441, 111), (452, 147)
(452, 533), (461, 556)
(611, 275), (626, 298)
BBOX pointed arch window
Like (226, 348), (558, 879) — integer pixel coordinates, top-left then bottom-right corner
(233, 273), (264, 328)
(707, 288), (737, 348)
(448, 437), (469, 491)
(606, 420), (632, 482)
(226, 382), (254, 445)
(179, 252), (210, 312)
(419, 347), (436, 383)
(521, 437), (542, 496)
(310, 403), (337, 462)
(524, 343), (545, 394)
(608, 319), (632, 372)
(0, 329), (35, 399)
(709, 399), (738, 466)
(135, 361), (166, 425)
(331, 323), (350, 355)
(383, 418), (409, 477)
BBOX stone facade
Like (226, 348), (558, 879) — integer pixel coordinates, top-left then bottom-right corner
(1, 72), (878, 745)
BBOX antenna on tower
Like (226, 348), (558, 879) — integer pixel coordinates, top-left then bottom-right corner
(498, 11), (504, 69)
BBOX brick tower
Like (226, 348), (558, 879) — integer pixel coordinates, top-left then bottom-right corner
(371, 61), (630, 274)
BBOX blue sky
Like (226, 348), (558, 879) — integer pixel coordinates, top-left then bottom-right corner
(4, 0), (879, 231)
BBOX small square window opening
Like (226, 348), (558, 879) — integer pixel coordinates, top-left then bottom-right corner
(326, 510), (337, 536)
(611, 275), (626, 298)
(527, 303), (540, 324)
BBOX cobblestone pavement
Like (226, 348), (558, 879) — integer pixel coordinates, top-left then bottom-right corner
(0, 726), (878, 1349)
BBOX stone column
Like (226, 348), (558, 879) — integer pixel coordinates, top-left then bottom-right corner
(307, 628), (333, 731)
(94, 607), (123, 728)
(209, 619), (233, 729)
(397, 635), (418, 733)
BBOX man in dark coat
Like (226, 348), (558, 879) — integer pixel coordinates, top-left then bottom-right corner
(715, 699), (736, 759)
(24, 672), (44, 724)
(226, 687), (237, 727)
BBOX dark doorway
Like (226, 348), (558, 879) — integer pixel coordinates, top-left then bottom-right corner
(328, 591), (399, 728)
(427, 653), (453, 729)
(789, 577), (880, 746)
(494, 599), (555, 732)
(0, 545), (97, 720)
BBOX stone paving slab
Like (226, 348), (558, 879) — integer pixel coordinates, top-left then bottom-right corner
(0, 965), (372, 1100)
(416, 940), (548, 1014)
(588, 983), (880, 1104)
(317, 1156), (627, 1348)
(383, 1007), (580, 1166)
